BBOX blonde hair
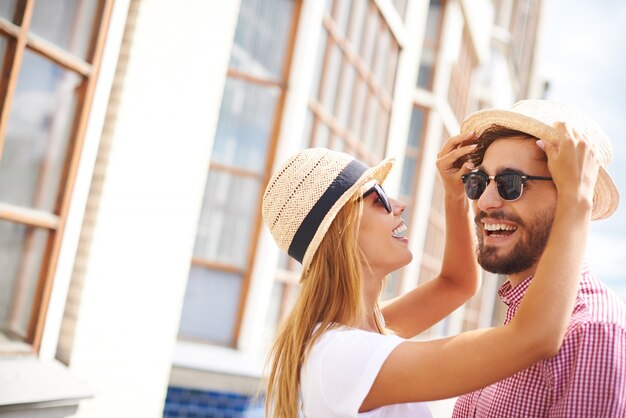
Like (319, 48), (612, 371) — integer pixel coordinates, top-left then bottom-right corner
(264, 195), (385, 417)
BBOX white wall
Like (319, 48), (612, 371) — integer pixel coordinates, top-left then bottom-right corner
(58, 0), (241, 416)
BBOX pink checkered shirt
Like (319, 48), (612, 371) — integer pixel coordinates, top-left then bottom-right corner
(453, 262), (626, 418)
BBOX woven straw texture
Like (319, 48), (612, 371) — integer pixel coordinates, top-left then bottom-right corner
(461, 100), (619, 220)
(262, 148), (394, 270)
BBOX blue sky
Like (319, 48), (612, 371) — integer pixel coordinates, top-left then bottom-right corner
(539, 0), (626, 300)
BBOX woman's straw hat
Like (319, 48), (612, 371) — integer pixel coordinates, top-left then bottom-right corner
(461, 100), (619, 220)
(262, 148), (394, 270)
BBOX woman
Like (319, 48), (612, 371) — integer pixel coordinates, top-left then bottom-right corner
(261, 129), (598, 417)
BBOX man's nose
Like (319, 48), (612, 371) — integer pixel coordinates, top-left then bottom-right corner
(477, 181), (504, 212)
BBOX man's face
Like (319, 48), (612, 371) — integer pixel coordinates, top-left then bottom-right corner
(472, 137), (557, 278)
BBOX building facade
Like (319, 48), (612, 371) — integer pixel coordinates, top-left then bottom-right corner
(0, 0), (544, 417)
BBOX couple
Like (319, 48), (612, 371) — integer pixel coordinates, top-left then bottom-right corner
(261, 100), (626, 417)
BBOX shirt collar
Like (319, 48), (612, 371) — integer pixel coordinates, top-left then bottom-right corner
(497, 259), (592, 307)
(498, 275), (533, 306)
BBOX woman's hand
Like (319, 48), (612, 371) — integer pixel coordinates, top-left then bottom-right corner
(538, 122), (599, 211)
(436, 131), (478, 197)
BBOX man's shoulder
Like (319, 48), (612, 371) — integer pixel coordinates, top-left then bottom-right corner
(564, 303), (626, 345)
(571, 272), (626, 324)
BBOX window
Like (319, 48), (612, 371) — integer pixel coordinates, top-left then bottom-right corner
(308, 0), (399, 163)
(509, 0), (540, 97)
(272, 0), (403, 327)
(0, 0), (113, 353)
(177, 0), (299, 347)
(382, 106), (427, 298)
(418, 130), (448, 286)
(417, 0), (445, 90)
(265, 252), (301, 343)
(419, 129), (449, 336)
(448, 27), (478, 122)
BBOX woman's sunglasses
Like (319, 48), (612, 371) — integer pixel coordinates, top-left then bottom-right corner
(362, 183), (392, 213)
(461, 171), (553, 201)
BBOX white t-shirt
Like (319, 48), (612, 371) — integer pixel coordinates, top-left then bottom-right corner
(300, 326), (432, 418)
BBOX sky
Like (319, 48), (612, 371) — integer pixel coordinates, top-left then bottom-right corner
(538, 0), (626, 301)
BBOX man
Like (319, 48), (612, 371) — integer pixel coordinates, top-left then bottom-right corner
(453, 100), (626, 417)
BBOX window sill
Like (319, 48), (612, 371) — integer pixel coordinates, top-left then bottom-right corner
(172, 340), (264, 378)
(0, 357), (92, 418)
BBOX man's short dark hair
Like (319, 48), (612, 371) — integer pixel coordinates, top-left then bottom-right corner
(468, 125), (537, 167)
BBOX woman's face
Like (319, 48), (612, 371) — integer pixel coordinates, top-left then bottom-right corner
(357, 183), (412, 278)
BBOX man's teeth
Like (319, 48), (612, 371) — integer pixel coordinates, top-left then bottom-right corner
(392, 224), (407, 237)
(483, 223), (517, 232)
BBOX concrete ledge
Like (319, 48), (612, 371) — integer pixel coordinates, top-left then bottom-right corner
(0, 357), (92, 418)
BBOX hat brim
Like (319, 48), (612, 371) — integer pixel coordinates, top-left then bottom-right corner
(461, 109), (619, 220)
(302, 157), (395, 270)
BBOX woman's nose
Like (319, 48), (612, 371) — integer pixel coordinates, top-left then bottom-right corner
(391, 197), (406, 215)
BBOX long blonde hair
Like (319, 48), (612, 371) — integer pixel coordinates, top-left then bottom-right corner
(264, 194), (385, 417)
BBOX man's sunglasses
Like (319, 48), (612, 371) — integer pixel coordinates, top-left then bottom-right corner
(362, 183), (392, 213)
(461, 171), (553, 201)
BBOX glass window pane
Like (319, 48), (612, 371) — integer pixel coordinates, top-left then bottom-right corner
(265, 282), (282, 334)
(30, 0), (99, 60)
(349, 79), (367, 137)
(321, 43), (342, 110)
(193, 171), (261, 268)
(417, 48), (436, 89)
(335, 65), (355, 126)
(312, 122), (330, 148)
(407, 107), (425, 147)
(0, 1), (17, 21)
(425, 0), (443, 41)
(372, 27), (390, 79)
(347, 0), (367, 49)
(301, 110), (314, 148)
(0, 36), (7, 62)
(360, 7), (378, 65)
(178, 267), (242, 345)
(362, 95), (377, 149)
(212, 78), (280, 172)
(229, 0), (295, 80)
(0, 222), (48, 338)
(400, 156), (416, 196)
(1, 51), (81, 212)
(310, 28), (328, 102)
(333, 0), (352, 37)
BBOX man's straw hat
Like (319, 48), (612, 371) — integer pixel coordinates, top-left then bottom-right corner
(262, 148), (394, 270)
(461, 100), (619, 220)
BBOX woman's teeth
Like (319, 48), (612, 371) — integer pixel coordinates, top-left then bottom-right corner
(392, 223), (407, 238)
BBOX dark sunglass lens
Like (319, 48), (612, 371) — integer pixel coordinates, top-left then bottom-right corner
(497, 173), (523, 200)
(375, 184), (392, 213)
(362, 184), (392, 213)
(464, 173), (486, 200)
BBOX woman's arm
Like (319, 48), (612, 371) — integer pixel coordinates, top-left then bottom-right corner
(364, 123), (599, 409)
(382, 131), (481, 337)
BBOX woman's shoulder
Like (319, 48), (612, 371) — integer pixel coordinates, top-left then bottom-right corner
(309, 325), (405, 363)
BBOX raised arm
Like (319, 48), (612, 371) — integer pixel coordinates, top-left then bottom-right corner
(382, 131), (481, 337)
(364, 123), (600, 409)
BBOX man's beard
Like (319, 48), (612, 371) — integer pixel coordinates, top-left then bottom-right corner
(475, 208), (555, 275)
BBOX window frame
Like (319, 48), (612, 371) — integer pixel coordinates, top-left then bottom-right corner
(181, 0), (302, 348)
(0, 0), (115, 353)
